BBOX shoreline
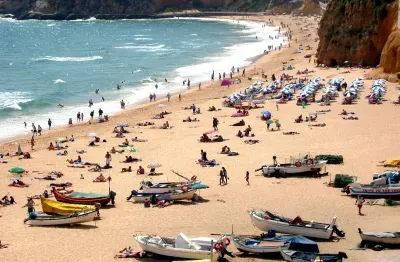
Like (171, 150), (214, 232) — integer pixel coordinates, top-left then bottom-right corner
(0, 16), (286, 144)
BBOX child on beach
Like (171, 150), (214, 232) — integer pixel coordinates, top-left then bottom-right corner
(245, 171), (250, 185)
(355, 195), (365, 215)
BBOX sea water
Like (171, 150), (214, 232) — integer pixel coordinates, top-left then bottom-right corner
(0, 17), (284, 140)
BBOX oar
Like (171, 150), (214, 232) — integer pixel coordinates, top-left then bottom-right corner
(171, 170), (190, 181)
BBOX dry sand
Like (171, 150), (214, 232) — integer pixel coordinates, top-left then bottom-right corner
(1, 15), (399, 262)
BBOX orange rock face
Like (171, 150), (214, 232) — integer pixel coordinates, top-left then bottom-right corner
(381, 29), (400, 73)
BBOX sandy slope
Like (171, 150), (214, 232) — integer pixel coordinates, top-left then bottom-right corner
(0, 15), (399, 262)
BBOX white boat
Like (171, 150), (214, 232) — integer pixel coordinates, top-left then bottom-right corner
(232, 234), (289, 254)
(347, 182), (400, 197)
(140, 180), (201, 193)
(127, 189), (196, 202)
(135, 233), (221, 260)
(281, 250), (348, 262)
(256, 154), (327, 177)
(24, 210), (96, 226)
(248, 210), (344, 240)
(358, 228), (400, 245)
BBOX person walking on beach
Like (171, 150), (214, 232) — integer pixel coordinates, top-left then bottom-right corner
(213, 117), (219, 130)
(219, 169), (225, 185)
(222, 167), (228, 185)
(178, 93), (181, 102)
(223, 72), (226, 79)
(166, 93), (171, 102)
(356, 195), (365, 215)
(24, 122), (27, 128)
(149, 94), (153, 102)
(48, 118), (52, 130)
(30, 136), (35, 150)
(32, 124), (37, 136)
(99, 108), (103, 117)
(211, 70), (214, 81)
(242, 69), (246, 77)
(90, 110), (94, 120)
(245, 171), (250, 185)
(187, 79), (191, 89)
(81, 113), (84, 121)
(25, 198), (35, 214)
(191, 104), (196, 115)
(153, 93), (156, 102)
(37, 125), (42, 136)
(105, 151), (112, 168)
(219, 73), (221, 81)
(198, 82), (201, 90)
(77, 112), (81, 122)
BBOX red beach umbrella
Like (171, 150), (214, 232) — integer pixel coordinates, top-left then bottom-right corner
(221, 79), (231, 86)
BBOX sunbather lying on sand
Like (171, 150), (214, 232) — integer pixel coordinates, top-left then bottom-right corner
(76, 149), (86, 154)
(339, 109), (355, 115)
(183, 116), (199, 122)
(316, 109), (331, 113)
(131, 137), (148, 142)
(294, 115), (303, 123)
(148, 167), (163, 176)
(88, 141), (97, 146)
(244, 139), (259, 144)
(198, 159), (219, 167)
(122, 166), (132, 173)
(208, 106), (221, 111)
(122, 156), (141, 163)
(309, 123), (326, 127)
(114, 246), (141, 258)
(283, 131), (300, 135)
(35, 175), (55, 181)
(231, 119), (245, 126)
(137, 122), (154, 126)
(56, 150), (68, 156)
(50, 182), (72, 187)
(221, 146), (231, 154)
(88, 164), (102, 172)
(111, 147), (124, 154)
(93, 173), (107, 183)
(343, 116), (358, 120)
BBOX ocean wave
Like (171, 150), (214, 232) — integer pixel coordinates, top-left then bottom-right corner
(138, 78), (155, 84)
(132, 69), (142, 73)
(47, 23), (56, 27)
(53, 79), (66, 84)
(190, 34), (198, 36)
(134, 37), (153, 41)
(0, 91), (32, 111)
(34, 56), (103, 62)
(114, 44), (166, 52)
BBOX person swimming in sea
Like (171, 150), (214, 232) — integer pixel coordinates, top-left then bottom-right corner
(57, 104), (64, 108)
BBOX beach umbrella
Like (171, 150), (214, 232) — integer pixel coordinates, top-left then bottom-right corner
(221, 79), (232, 86)
(261, 111), (271, 117)
(87, 132), (98, 137)
(117, 123), (129, 127)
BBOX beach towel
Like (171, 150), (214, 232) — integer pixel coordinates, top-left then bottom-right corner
(125, 147), (138, 152)
(232, 113), (245, 117)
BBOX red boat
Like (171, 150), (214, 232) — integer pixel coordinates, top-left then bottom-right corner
(52, 187), (111, 206)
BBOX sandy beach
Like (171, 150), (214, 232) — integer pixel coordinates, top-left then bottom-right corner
(1, 15), (399, 262)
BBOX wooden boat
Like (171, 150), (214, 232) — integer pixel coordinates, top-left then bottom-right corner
(358, 228), (400, 245)
(41, 198), (95, 215)
(232, 234), (288, 254)
(281, 250), (348, 262)
(248, 210), (345, 240)
(255, 154), (327, 177)
(24, 210), (96, 226)
(347, 181), (400, 197)
(135, 233), (221, 260)
(126, 189), (196, 202)
(52, 187), (111, 206)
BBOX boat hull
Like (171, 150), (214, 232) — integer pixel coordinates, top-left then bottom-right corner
(262, 161), (327, 176)
(349, 186), (400, 197)
(359, 232), (400, 245)
(41, 198), (95, 215)
(232, 236), (287, 254)
(249, 212), (333, 240)
(25, 210), (96, 226)
(52, 187), (111, 205)
(135, 236), (218, 260)
(131, 190), (196, 202)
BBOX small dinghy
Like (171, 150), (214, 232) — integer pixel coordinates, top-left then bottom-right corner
(281, 250), (348, 262)
(24, 210), (96, 226)
(135, 233), (226, 260)
(358, 228), (400, 246)
(126, 189), (196, 202)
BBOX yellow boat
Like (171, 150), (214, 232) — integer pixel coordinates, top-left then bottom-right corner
(41, 198), (95, 215)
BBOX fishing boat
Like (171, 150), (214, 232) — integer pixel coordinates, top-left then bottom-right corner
(24, 210), (96, 226)
(232, 235), (318, 255)
(139, 180), (206, 194)
(41, 198), (95, 215)
(358, 228), (400, 245)
(248, 210), (345, 240)
(126, 189), (196, 202)
(255, 154), (327, 177)
(281, 250), (348, 262)
(52, 187), (111, 206)
(346, 181), (400, 197)
(135, 233), (223, 260)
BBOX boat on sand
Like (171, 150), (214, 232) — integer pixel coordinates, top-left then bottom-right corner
(41, 198), (95, 215)
(248, 210), (345, 240)
(135, 233), (223, 260)
(52, 187), (112, 206)
(126, 189), (196, 202)
(346, 181), (400, 197)
(281, 250), (348, 262)
(139, 180), (206, 193)
(24, 210), (96, 226)
(358, 228), (400, 245)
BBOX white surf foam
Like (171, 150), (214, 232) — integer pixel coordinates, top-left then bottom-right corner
(35, 56), (103, 62)
(53, 79), (66, 84)
(134, 37), (153, 40)
(0, 91), (32, 111)
(114, 44), (165, 51)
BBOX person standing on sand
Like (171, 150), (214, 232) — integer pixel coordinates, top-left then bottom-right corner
(219, 73), (221, 81)
(81, 113), (84, 121)
(242, 69), (246, 77)
(276, 102), (279, 111)
(25, 198), (35, 214)
(32, 123), (37, 136)
(77, 112), (81, 122)
(191, 104), (196, 115)
(219, 169), (225, 185)
(356, 195), (365, 215)
(48, 118), (52, 130)
(149, 94), (153, 102)
(99, 108), (103, 117)
(222, 167), (228, 185)
(90, 110), (94, 120)
(30, 136), (35, 150)
(166, 93), (171, 102)
(245, 171), (250, 185)
(105, 152), (112, 168)
(213, 117), (219, 131)
(178, 93), (181, 102)
(37, 125), (42, 136)
(198, 82), (201, 90)
(153, 93), (156, 102)
(24, 122), (27, 128)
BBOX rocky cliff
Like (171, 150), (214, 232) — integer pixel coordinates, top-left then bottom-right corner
(293, 0), (321, 15)
(317, 0), (397, 67)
